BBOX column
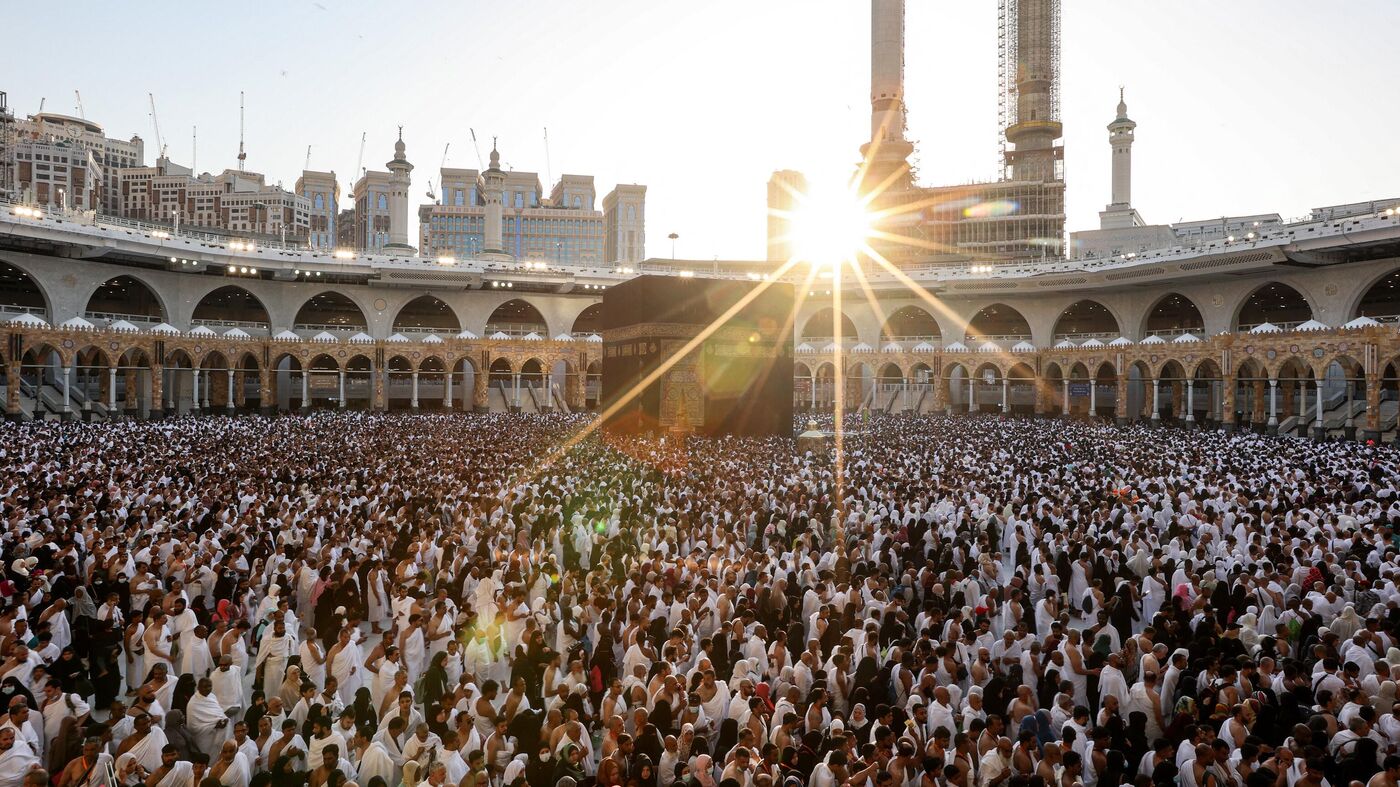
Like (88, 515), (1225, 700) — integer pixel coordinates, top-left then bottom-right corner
(444, 368), (453, 410)
(1114, 376), (1128, 426)
(107, 367), (117, 413)
(542, 372), (553, 412)
(1298, 380), (1307, 419)
(61, 365), (72, 416)
(411, 372), (420, 409)
(192, 369), (201, 413)
(514, 373), (523, 411)
(1001, 378), (1009, 413)
(1222, 373), (1236, 431)
(1186, 381), (1195, 423)
(226, 368), (235, 412)
(301, 369), (310, 411)
(1062, 379), (1070, 416)
(149, 364), (163, 419)
(1343, 381), (1356, 439)
(1151, 378), (1160, 421)
(1364, 375), (1382, 443)
(1089, 378), (1098, 418)
(1312, 379), (1323, 438)
(234, 371), (247, 408)
(473, 369), (488, 412)
(967, 378), (975, 414)
(811, 378), (818, 410)
(339, 370), (347, 408)
(1268, 378), (1278, 429)
(259, 368), (274, 416)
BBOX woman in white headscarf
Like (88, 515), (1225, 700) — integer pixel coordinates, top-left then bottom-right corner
(1257, 605), (1280, 637)
(1236, 612), (1260, 654)
(728, 660), (755, 693)
(1373, 680), (1397, 715)
(1331, 604), (1363, 641)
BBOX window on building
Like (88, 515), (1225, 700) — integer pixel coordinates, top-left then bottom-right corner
(315, 194), (324, 210)
(514, 192), (523, 209)
(378, 194), (387, 211)
(573, 196), (582, 209)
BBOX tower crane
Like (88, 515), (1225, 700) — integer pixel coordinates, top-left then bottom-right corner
(426, 143), (449, 202)
(74, 90), (85, 119)
(304, 145), (312, 171)
(237, 91), (247, 172)
(469, 129), (484, 170)
(148, 93), (166, 159)
(354, 131), (366, 180)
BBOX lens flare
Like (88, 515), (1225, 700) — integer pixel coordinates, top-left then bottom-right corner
(789, 181), (874, 268)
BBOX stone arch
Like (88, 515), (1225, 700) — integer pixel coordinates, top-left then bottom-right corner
(1233, 281), (1315, 331)
(801, 308), (859, 342)
(1349, 268), (1400, 321)
(83, 274), (168, 324)
(1140, 292), (1205, 338)
(192, 286), (271, 328)
(488, 357), (514, 384)
(0, 257), (52, 321)
(308, 352), (341, 371)
(571, 303), (604, 336)
(966, 303), (1031, 342)
(485, 299), (548, 337)
(393, 295), (461, 333)
(880, 305), (941, 342)
(1052, 299), (1121, 341)
(877, 361), (904, 383)
(294, 291), (370, 331)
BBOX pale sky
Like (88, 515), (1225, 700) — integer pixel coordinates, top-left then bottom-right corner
(10, 1), (1400, 260)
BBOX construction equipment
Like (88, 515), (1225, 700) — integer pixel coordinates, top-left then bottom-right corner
(147, 93), (167, 159)
(469, 129), (484, 170)
(543, 127), (552, 190)
(192, 126), (197, 173)
(354, 131), (366, 179)
(237, 91), (247, 171)
(304, 145), (311, 171)
(74, 90), (85, 119)
(425, 143), (450, 201)
(37, 97), (44, 114)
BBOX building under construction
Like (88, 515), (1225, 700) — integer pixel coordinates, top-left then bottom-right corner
(772, 0), (1066, 266)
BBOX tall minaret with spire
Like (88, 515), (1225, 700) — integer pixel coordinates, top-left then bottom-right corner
(384, 128), (415, 252)
(1099, 89), (1143, 229)
(481, 139), (507, 257)
(859, 0), (915, 193)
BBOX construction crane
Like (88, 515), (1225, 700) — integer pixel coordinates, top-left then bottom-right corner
(192, 126), (197, 173)
(469, 129), (484, 170)
(236, 91), (247, 172)
(543, 127), (552, 190)
(354, 131), (366, 180)
(147, 93), (166, 159)
(37, 97), (44, 114)
(74, 90), (85, 120)
(425, 143), (450, 202)
(304, 145), (312, 171)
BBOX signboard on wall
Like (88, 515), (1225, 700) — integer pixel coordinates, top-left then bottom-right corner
(1069, 383), (1091, 397)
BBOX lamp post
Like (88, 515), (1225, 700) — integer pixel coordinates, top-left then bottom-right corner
(668, 232), (678, 260)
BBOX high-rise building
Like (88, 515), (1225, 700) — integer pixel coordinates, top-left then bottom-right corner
(766, 170), (808, 262)
(351, 170), (393, 252)
(417, 142), (625, 267)
(604, 185), (646, 265)
(16, 112), (144, 213)
(13, 139), (102, 210)
(0, 92), (14, 200)
(295, 170), (339, 250)
(115, 157), (310, 240)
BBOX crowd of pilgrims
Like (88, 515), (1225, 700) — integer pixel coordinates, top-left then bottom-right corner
(0, 411), (1395, 787)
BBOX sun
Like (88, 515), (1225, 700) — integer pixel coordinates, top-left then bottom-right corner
(787, 180), (874, 270)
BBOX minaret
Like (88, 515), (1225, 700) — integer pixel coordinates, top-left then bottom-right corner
(1108, 89), (1134, 208)
(481, 140), (506, 256)
(384, 128), (415, 252)
(1003, 0), (1062, 183)
(1099, 89), (1144, 229)
(858, 0), (915, 193)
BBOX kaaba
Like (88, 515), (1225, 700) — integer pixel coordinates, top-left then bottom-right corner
(600, 275), (794, 436)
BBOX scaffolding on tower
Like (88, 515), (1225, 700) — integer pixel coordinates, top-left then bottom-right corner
(0, 91), (14, 199)
(998, 0), (1061, 181)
